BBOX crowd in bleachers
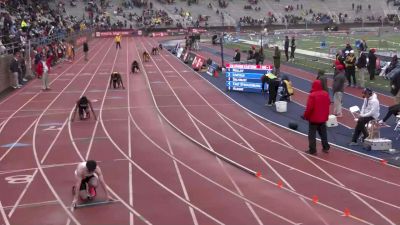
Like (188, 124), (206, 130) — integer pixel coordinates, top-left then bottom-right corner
(0, 0), (90, 54)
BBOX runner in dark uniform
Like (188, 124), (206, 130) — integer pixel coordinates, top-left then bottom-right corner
(109, 72), (125, 89)
(131, 61), (140, 73)
(72, 96), (97, 121)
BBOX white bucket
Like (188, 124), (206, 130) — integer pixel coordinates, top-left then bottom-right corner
(275, 101), (287, 112)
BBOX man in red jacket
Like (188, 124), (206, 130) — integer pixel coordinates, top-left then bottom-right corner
(302, 80), (330, 155)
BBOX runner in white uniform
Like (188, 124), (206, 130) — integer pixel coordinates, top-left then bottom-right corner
(72, 160), (112, 207)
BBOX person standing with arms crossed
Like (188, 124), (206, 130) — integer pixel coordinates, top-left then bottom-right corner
(302, 80), (330, 155)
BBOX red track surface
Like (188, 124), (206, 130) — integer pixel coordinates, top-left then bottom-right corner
(0, 37), (399, 225)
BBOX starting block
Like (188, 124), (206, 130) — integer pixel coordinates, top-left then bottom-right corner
(74, 199), (118, 209)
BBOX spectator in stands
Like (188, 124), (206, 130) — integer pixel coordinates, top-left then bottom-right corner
(367, 49), (377, 80)
(284, 36), (289, 61)
(302, 79), (330, 155)
(345, 50), (357, 87)
(9, 51), (22, 89)
(233, 49), (241, 62)
(83, 42), (89, 61)
(356, 52), (367, 88)
(333, 63), (346, 117)
(273, 46), (281, 76)
(290, 37), (296, 61)
(349, 88), (380, 146)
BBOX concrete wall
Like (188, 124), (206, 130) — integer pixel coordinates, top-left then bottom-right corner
(0, 55), (13, 93)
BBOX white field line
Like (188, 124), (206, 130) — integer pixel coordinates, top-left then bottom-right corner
(27, 39), (115, 225)
(7, 170), (39, 217)
(157, 115), (199, 225)
(65, 40), (152, 224)
(186, 114), (265, 225)
(0, 40), (102, 135)
(137, 39), (303, 225)
(0, 201), (10, 225)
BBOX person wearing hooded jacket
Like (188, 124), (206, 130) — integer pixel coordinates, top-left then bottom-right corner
(302, 80), (330, 155)
(349, 88), (380, 145)
(367, 49), (377, 80)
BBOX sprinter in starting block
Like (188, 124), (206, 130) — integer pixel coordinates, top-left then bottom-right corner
(109, 72), (125, 89)
(72, 160), (113, 208)
(72, 96), (97, 121)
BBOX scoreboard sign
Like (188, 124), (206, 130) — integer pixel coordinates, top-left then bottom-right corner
(225, 64), (273, 93)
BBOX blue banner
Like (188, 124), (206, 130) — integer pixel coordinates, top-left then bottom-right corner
(225, 64), (273, 93)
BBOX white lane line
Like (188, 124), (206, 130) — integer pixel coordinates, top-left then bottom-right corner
(33, 118), (81, 225)
(157, 115), (199, 225)
(8, 170), (39, 217)
(127, 38), (134, 225)
(187, 114), (264, 225)
(85, 35), (120, 160)
(0, 40), (102, 135)
(0, 201), (10, 225)
(0, 40), (107, 163)
(0, 40), (100, 107)
(217, 112), (328, 225)
(245, 113), (393, 223)
(136, 39), (297, 225)
(1, 200), (58, 210)
(27, 40), (115, 225)
(157, 40), (400, 207)
(0, 120), (37, 162)
(142, 39), (376, 224)
(189, 110), (400, 211)
(66, 39), (152, 225)
(40, 119), (69, 164)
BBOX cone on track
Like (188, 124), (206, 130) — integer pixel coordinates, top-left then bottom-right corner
(380, 159), (388, 165)
(343, 208), (350, 217)
(312, 195), (318, 204)
(255, 171), (262, 178)
(277, 180), (283, 188)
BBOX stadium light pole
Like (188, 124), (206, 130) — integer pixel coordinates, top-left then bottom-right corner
(220, 13), (225, 68)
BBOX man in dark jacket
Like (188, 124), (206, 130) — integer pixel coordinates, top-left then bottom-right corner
(367, 49), (377, 80)
(290, 36), (296, 61)
(273, 46), (281, 76)
(233, 49), (241, 62)
(284, 36), (289, 61)
(390, 69), (400, 104)
(83, 42), (89, 61)
(333, 65), (346, 117)
(356, 52), (367, 88)
(302, 80), (330, 155)
(9, 51), (21, 89)
(316, 69), (328, 92)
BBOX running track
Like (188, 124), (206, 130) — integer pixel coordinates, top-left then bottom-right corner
(0, 37), (399, 225)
